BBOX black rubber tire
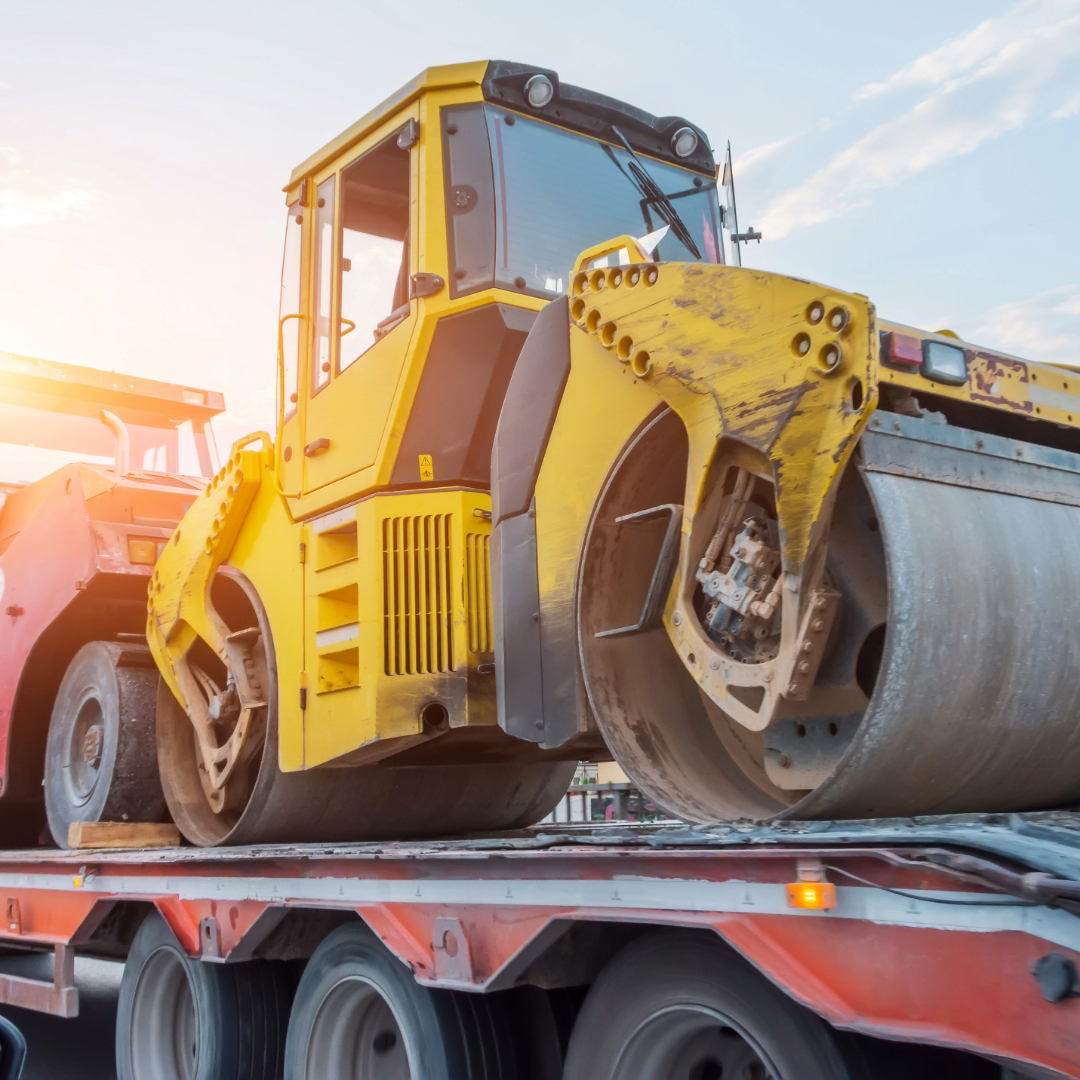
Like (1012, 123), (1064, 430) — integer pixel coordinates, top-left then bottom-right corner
(284, 923), (558, 1080)
(116, 910), (291, 1080)
(44, 641), (167, 848)
(563, 929), (869, 1080)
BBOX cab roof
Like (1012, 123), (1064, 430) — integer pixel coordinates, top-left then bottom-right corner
(286, 60), (715, 189)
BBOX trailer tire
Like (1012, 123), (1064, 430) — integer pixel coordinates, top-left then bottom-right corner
(116, 911), (290, 1080)
(284, 922), (536, 1080)
(563, 929), (869, 1080)
(45, 641), (167, 849)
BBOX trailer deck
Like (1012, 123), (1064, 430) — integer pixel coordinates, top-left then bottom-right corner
(0, 813), (1077, 1077)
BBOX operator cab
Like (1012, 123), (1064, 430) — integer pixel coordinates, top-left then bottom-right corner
(275, 61), (722, 514)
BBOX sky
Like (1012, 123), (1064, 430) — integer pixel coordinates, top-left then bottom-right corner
(1, 0), (1079, 457)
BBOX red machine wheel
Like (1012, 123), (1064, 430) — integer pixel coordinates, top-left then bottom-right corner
(44, 641), (166, 848)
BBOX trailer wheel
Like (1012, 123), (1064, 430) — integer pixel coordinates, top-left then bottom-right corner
(563, 929), (869, 1080)
(116, 911), (290, 1080)
(44, 641), (167, 848)
(284, 923), (534, 1080)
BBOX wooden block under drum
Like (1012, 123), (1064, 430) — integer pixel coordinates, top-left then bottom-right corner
(67, 822), (180, 849)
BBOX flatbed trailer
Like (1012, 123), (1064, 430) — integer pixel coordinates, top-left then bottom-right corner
(0, 814), (1078, 1078)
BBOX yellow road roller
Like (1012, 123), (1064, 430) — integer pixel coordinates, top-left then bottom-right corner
(145, 60), (1080, 845)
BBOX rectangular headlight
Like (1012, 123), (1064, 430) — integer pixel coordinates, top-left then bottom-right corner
(922, 340), (968, 386)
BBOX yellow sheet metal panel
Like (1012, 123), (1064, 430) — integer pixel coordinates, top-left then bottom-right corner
(286, 61), (490, 190)
(569, 261), (879, 576)
(301, 488), (494, 769)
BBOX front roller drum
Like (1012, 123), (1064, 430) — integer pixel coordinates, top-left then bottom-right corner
(157, 571), (574, 846)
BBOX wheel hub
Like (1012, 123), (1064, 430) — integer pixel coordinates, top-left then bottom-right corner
(65, 696), (105, 805)
(614, 1006), (774, 1080)
(81, 725), (103, 768)
(305, 976), (411, 1079)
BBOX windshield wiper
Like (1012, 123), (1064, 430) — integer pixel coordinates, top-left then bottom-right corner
(609, 126), (701, 260)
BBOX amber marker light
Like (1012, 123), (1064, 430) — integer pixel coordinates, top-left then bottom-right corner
(786, 858), (837, 910)
(786, 881), (837, 909)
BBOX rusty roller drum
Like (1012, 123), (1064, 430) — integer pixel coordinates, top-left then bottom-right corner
(578, 408), (1080, 822)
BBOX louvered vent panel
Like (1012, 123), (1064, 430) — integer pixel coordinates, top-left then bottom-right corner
(382, 514), (454, 675)
(465, 533), (492, 654)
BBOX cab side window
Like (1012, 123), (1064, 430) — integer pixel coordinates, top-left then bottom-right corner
(278, 202), (304, 415)
(339, 134), (411, 373)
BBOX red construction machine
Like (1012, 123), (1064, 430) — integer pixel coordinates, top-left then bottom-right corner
(0, 352), (222, 846)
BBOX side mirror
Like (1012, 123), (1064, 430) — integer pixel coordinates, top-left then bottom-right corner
(0, 1014), (26, 1080)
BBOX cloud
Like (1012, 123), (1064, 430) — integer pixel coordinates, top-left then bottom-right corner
(1053, 90), (1080, 116)
(759, 1), (1080, 240)
(969, 285), (1080, 366)
(1054, 291), (1080, 315)
(733, 135), (799, 175)
(0, 148), (95, 229)
(856, 0), (1080, 100)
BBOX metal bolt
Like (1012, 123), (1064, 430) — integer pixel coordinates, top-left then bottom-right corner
(673, 611), (682, 625)
(815, 596), (827, 609)
(802, 641), (813, 653)
(798, 660), (811, 673)
(788, 682), (800, 695)
(535, 720), (543, 731)
(710, 657), (719, 670)
(812, 618), (824, 631)
(777, 753), (792, 768)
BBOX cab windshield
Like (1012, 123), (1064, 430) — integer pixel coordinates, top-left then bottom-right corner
(443, 105), (722, 300)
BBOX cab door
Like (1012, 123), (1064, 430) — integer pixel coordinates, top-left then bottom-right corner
(302, 125), (418, 495)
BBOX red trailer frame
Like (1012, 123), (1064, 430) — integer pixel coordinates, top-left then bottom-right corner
(0, 816), (1075, 1078)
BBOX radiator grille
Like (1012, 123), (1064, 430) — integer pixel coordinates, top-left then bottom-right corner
(465, 533), (492, 654)
(382, 514), (454, 675)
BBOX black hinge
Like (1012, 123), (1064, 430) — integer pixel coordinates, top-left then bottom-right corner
(397, 118), (420, 150)
(410, 272), (445, 298)
(299, 687), (307, 711)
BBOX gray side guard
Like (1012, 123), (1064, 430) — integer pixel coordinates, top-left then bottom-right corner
(490, 297), (573, 746)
